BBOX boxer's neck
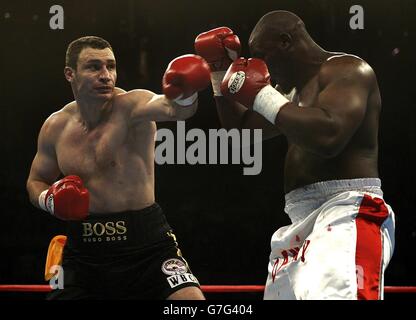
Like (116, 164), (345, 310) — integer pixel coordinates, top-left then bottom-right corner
(76, 98), (112, 129)
(294, 44), (331, 91)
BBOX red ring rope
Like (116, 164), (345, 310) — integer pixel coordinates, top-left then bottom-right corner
(0, 284), (415, 293)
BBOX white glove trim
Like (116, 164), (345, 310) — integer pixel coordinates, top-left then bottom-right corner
(174, 92), (198, 106)
(211, 71), (226, 96)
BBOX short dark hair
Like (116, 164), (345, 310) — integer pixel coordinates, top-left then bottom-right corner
(65, 36), (113, 69)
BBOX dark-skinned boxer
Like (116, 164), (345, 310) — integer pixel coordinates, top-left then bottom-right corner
(195, 11), (395, 300)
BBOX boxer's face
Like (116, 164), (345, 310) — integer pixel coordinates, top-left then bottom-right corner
(65, 47), (117, 101)
(249, 35), (295, 94)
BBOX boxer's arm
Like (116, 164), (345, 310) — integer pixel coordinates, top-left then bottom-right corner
(214, 96), (282, 140)
(122, 89), (197, 125)
(124, 54), (209, 124)
(276, 58), (373, 157)
(143, 91), (198, 121)
(26, 115), (62, 209)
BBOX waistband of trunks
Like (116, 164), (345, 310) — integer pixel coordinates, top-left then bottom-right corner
(284, 178), (383, 222)
(65, 203), (172, 254)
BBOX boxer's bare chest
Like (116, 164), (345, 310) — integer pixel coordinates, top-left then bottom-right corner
(55, 112), (130, 178)
(284, 76), (328, 190)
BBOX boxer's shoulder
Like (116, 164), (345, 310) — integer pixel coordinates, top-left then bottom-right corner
(41, 102), (74, 137)
(319, 53), (375, 87)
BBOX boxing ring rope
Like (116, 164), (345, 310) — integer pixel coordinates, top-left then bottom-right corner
(0, 284), (415, 293)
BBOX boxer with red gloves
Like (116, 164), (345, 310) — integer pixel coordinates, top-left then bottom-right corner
(196, 11), (394, 301)
(27, 36), (209, 300)
(162, 54), (211, 105)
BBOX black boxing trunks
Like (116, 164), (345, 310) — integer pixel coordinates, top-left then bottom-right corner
(47, 203), (200, 300)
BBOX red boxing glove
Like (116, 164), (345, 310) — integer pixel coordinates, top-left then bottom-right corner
(162, 54), (211, 106)
(194, 27), (241, 72)
(39, 175), (89, 221)
(195, 27), (241, 96)
(221, 58), (290, 124)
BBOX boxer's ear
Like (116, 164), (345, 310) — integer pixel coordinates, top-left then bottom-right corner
(279, 33), (292, 50)
(64, 67), (74, 82)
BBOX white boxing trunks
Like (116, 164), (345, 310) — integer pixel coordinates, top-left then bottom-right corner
(263, 178), (395, 300)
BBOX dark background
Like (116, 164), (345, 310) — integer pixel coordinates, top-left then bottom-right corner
(0, 0), (415, 299)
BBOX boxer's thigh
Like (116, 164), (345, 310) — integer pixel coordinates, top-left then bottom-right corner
(291, 192), (392, 300)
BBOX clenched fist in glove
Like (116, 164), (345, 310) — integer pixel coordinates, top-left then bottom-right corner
(221, 57), (290, 124)
(39, 175), (89, 221)
(162, 54), (211, 106)
(195, 27), (241, 96)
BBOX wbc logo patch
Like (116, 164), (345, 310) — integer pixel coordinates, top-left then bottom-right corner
(161, 258), (188, 275)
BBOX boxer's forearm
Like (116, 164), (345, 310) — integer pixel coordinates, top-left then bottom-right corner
(129, 92), (196, 122)
(214, 96), (246, 130)
(214, 96), (282, 140)
(276, 103), (345, 158)
(26, 179), (50, 209)
(170, 100), (198, 120)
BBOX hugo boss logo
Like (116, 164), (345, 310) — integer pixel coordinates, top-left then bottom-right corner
(81, 220), (128, 243)
(82, 221), (127, 236)
(161, 258), (188, 275)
